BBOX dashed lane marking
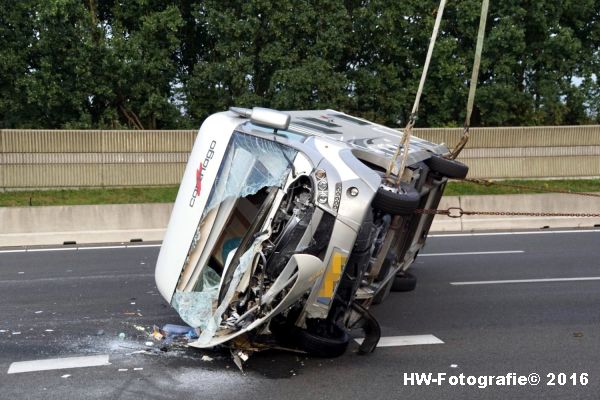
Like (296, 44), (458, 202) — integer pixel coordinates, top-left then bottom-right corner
(451, 277), (600, 286)
(7, 355), (110, 374)
(0, 244), (160, 254)
(355, 335), (444, 347)
(421, 250), (524, 257)
(429, 229), (600, 238)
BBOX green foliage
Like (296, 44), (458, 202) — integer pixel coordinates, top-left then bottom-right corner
(1, 0), (599, 128)
(2, 180), (599, 207)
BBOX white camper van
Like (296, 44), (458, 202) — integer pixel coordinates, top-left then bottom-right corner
(155, 107), (468, 357)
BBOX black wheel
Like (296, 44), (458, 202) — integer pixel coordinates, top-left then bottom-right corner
(371, 183), (420, 215)
(296, 325), (350, 358)
(391, 271), (417, 292)
(425, 154), (469, 179)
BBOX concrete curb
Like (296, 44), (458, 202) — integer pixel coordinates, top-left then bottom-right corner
(1, 194), (598, 246)
(0, 203), (172, 247)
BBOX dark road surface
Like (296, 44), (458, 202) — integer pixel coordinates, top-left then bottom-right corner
(1, 229), (599, 399)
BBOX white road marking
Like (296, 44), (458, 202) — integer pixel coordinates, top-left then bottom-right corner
(355, 334), (444, 347)
(421, 250), (524, 257)
(0, 273), (154, 285)
(0, 244), (160, 254)
(27, 248), (76, 253)
(451, 277), (600, 286)
(429, 229), (600, 238)
(79, 245), (127, 250)
(7, 355), (110, 374)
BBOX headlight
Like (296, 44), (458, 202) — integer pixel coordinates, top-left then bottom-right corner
(315, 169), (328, 205)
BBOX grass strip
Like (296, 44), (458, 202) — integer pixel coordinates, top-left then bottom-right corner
(0, 179), (598, 207)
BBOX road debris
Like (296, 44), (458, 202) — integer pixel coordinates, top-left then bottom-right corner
(151, 326), (164, 341)
(61, 374), (71, 378)
(201, 355), (213, 362)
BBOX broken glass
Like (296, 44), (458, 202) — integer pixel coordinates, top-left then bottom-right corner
(173, 132), (296, 334)
(196, 233), (270, 345)
(204, 132), (298, 216)
(171, 267), (221, 329)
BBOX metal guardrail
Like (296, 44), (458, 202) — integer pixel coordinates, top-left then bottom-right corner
(1, 126), (599, 188)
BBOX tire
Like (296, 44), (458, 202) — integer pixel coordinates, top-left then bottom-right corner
(296, 325), (350, 358)
(425, 154), (469, 179)
(371, 183), (420, 215)
(391, 271), (417, 292)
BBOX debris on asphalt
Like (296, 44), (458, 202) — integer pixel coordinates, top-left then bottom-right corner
(201, 355), (213, 362)
(162, 324), (196, 336)
(45, 329), (54, 332)
(133, 325), (146, 332)
(145, 341), (154, 346)
(151, 326), (164, 341)
(126, 350), (151, 356)
(450, 364), (458, 368)
(12, 331), (21, 335)
(34, 311), (43, 314)
(61, 374), (71, 378)
(118, 368), (128, 372)
(573, 332), (584, 337)
(118, 332), (126, 340)
(134, 367), (143, 371)
(231, 351), (244, 372)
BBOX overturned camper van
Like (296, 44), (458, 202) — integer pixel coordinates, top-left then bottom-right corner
(155, 107), (468, 357)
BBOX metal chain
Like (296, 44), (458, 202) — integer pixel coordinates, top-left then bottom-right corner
(460, 178), (600, 198)
(415, 207), (600, 219)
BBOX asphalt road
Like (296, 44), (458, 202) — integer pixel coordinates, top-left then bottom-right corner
(0, 229), (599, 399)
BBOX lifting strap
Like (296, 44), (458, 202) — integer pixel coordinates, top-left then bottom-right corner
(448, 0), (489, 159)
(385, 0), (447, 185)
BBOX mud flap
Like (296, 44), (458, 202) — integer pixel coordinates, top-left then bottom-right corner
(350, 302), (381, 354)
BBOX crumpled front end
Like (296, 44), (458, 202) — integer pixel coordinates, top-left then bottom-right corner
(157, 114), (313, 347)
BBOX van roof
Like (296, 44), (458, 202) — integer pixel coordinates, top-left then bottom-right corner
(286, 109), (448, 156)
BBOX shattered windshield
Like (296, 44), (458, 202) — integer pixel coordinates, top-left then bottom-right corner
(204, 131), (298, 215)
(173, 131), (298, 329)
